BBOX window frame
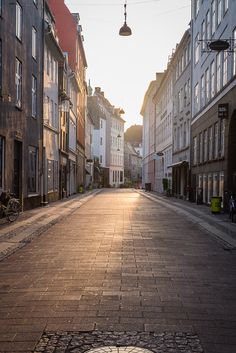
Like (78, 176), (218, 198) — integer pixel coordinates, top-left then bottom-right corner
(15, 57), (22, 108)
(16, 1), (23, 41)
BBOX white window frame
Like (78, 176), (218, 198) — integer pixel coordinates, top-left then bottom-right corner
(32, 75), (37, 117)
(16, 1), (22, 41)
(15, 58), (22, 108)
(211, 0), (216, 36)
(216, 52), (222, 92)
(32, 27), (37, 59)
(210, 60), (215, 98)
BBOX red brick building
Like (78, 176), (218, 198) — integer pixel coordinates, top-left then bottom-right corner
(47, 0), (88, 188)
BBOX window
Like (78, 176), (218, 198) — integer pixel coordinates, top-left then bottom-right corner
(15, 58), (22, 108)
(100, 155), (102, 163)
(210, 60), (215, 98)
(224, 0), (228, 13)
(32, 27), (37, 59)
(208, 126), (213, 160)
(223, 51), (228, 86)
(100, 137), (103, 145)
(47, 160), (54, 192)
(120, 171), (123, 183)
(216, 52), (222, 92)
(211, 0), (216, 36)
(16, 2), (22, 41)
(200, 75), (205, 108)
(32, 76), (37, 117)
(206, 10), (210, 40)
(28, 146), (38, 193)
(183, 122), (187, 147)
(100, 119), (103, 128)
(214, 122), (219, 159)
(194, 0), (200, 18)
(219, 119), (225, 157)
(233, 27), (236, 76)
(217, 0), (222, 26)
(0, 0), (2, 16)
(205, 68), (210, 102)
(193, 136), (198, 165)
(0, 136), (4, 189)
(0, 40), (2, 94)
(203, 129), (208, 162)
(184, 83), (187, 107)
(201, 20), (206, 51)
(199, 132), (203, 163)
(194, 82), (199, 114)
(194, 33), (200, 64)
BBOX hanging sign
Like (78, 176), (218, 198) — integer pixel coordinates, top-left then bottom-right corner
(218, 103), (229, 119)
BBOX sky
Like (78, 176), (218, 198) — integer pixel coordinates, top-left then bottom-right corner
(65, 0), (191, 130)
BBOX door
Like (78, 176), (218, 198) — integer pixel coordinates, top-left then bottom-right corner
(13, 140), (22, 198)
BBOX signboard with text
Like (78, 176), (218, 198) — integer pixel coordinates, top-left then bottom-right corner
(218, 103), (229, 119)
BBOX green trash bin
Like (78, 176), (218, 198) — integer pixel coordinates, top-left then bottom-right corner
(210, 196), (222, 213)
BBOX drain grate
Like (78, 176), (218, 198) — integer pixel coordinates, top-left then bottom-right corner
(34, 331), (204, 353)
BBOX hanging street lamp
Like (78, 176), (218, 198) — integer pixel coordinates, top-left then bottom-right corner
(119, 1), (132, 36)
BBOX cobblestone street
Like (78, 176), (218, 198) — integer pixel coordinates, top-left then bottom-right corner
(0, 190), (236, 353)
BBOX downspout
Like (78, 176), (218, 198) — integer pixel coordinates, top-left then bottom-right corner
(41, 0), (46, 205)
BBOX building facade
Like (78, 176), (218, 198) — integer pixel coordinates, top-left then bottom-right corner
(141, 75), (163, 190)
(48, 0), (88, 191)
(171, 29), (191, 199)
(43, 3), (64, 204)
(0, 0), (44, 210)
(124, 142), (142, 186)
(153, 69), (173, 193)
(191, 0), (236, 206)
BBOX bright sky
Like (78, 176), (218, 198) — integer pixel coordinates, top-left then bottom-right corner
(65, 0), (191, 129)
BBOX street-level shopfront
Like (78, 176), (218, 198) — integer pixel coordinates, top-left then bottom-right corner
(191, 86), (236, 210)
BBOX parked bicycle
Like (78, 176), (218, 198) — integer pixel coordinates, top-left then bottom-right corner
(229, 193), (236, 223)
(0, 191), (21, 222)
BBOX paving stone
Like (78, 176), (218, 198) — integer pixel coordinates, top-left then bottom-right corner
(33, 331), (204, 353)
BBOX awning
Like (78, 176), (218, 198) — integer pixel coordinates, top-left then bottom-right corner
(167, 160), (189, 168)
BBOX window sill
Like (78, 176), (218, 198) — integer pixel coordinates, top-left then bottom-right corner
(28, 193), (39, 198)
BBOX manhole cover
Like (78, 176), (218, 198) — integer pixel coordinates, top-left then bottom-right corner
(86, 348), (153, 353)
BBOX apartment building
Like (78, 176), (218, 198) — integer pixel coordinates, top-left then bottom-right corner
(0, 0), (44, 209)
(43, 2), (64, 204)
(141, 74), (163, 190)
(171, 29), (191, 199)
(191, 0), (236, 206)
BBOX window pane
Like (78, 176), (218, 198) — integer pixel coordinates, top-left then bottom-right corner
(0, 136), (4, 188)
(28, 147), (37, 193)
(32, 27), (36, 59)
(32, 75), (37, 117)
(16, 2), (22, 40)
(15, 58), (22, 107)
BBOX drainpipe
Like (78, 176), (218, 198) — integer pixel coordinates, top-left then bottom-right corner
(41, 0), (46, 205)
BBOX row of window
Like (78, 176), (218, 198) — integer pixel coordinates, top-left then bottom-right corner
(194, 38), (236, 115)
(194, 0), (229, 64)
(156, 113), (172, 145)
(45, 46), (58, 84)
(112, 170), (123, 184)
(43, 95), (58, 129)
(175, 42), (191, 81)
(174, 78), (191, 115)
(197, 171), (224, 205)
(16, 2), (37, 60)
(173, 121), (190, 152)
(193, 119), (225, 165)
(15, 57), (37, 116)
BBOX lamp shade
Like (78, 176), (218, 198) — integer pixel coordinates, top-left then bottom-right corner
(119, 22), (132, 36)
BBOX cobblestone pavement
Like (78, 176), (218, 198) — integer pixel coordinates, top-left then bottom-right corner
(0, 189), (236, 353)
(34, 331), (203, 353)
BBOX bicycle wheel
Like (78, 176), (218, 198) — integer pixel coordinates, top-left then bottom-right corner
(6, 199), (20, 222)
